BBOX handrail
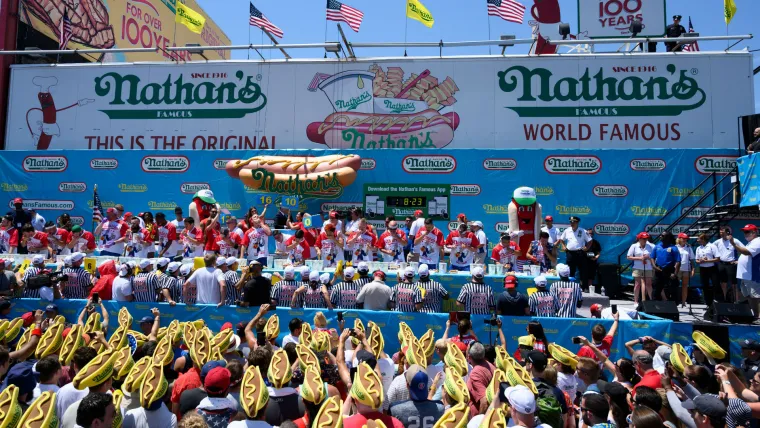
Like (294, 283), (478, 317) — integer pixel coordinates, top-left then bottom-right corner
(684, 184), (738, 238)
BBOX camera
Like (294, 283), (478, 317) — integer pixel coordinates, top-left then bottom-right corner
(26, 271), (68, 290)
(484, 314), (499, 326)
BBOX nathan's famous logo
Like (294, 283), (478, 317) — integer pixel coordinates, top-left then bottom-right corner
(669, 187), (705, 197)
(8, 200), (74, 210)
(402, 155), (456, 173)
(494, 222), (512, 233)
(306, 65), (460, 150)
(93, 70), (267, 119)
(646, 224), (690, 234)
(141, 156), (190, 173)
(360, 159), (377, 170)
(148, 201), (178, 210)
(70, 216), (85, 226)
(23, 156), (67, 172)
(321, 202), (363, 212)
(556, 205), (591, 215)
(181, 183), (210, 194)
(451, 184), (481, 196)
(630, 159), (666, 171)
(682, 207), (711, 219)
(224, 155), (361, 199)
(498, 63), (706, 117)
(483, 204), (510, 214)
(695, 156), (737, 175)
(631, 206), (667, 217)
(214, 159), (235, 170)
(447, 221), (460, 232)
(90, 158), (118, 169)
(483, 159), (517, 170)
(59, 182), (87, 193)
(593, 185), (628, 197)
(544, 156), (601, 174)
(594, 223), (630, 235)
(119, 184), (148, 193)
(88, 200), (116, 209)
(1, 183), (28, 192)
(535, 186), (554, 196)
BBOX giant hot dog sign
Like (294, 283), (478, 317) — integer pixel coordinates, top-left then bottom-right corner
(4, 54), (752, 151)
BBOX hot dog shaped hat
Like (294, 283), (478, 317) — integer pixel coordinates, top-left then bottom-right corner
(300, 323), (313, 348)
(418, 329), (436, 359)
(350, 362), (383, 409)
(312, 331), (331, 353)
(18, 390), (57, 428)
(443, 367), (469, 404)
(2, 318), (24, 343)
(121, 356), (152, 394)
(240, 365), (270, 419)
(692, 331), (726, 362)
(312, 395), (343, 428)
(444, 342), (468, 377)
(548, 343), (579, 371)
(265, 315), (280, 341)
(368, 322), (385, 358)
(670, 343), (693, 374)
(494, 346), (510, 372)
(486, 369), (508, 404)
(267, 349), (293, 389)
(0, 385), (22, 428)
(478, 408), (508, 428)
(433, 402), (470, 428)
(299, 365), (326, 405)
(296, 344), (320, 371)
(73, 348), (118, 390)
(112, 390), (125, 428)
(36, 322), (65, 359)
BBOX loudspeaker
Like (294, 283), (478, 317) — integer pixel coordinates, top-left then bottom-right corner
(710, 302), (755, 324)
(598, 263), (619, 299)
(638, 301), (680, 321)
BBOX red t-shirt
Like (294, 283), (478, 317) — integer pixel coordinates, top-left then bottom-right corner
(344, 413), (404, 428)
(491, 242), (519, 264)
(291, 222), (318, 247)
(171, 367), (201, 415)
(215, 232), (242, 257)
(445, 230), (480, 266)
(285, 236), (311, 262)
(374, 230), (407, 262)
(450, 334), (477, 347)
(25, 231), (49, 253)
(48, 228), (71, 253)
(576, 335), (613, 361)
(633, 369), (662, 394)
(71, 231), (97, 252)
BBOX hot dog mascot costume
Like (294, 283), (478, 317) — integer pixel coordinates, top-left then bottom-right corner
(189, 189), (218, 227)
(508, 187), (542, 270)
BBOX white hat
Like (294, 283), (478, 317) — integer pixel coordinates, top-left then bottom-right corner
(73, 252), (86, 262)
(320, 273), (331, 284)
(344, 266), (355, 278)
(63, 256), (72, 267)
(157, 257), (171, 267)
(3, 259), (13, 267)
(215, 257), (227, 267)
(404, 266), (415, 278)
(167, 262), (181, 273)
(418, 264), (430, 277)
(472, 266), (484, 278)
(533, 276), (547, 287)
(180, 264), (193, 276)
(32, 255), (44, 265)
(309, 271), (320, 282)
(284, 265), (295, 279)
(472, 221), (483, 228)
(300, 265), (311, 277)
(138, 259), (152, 270)
(226, 257), (239, 267)
(556, 263), (571, 277)
(127, 261), (137, 269)
(506, 385), (536, 415)
(357, 262), (369, 272)
(118, 264), (129, 277)
(262, 273), (273, 280)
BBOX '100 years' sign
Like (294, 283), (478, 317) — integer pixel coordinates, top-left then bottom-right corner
(5, 53), (752, 151)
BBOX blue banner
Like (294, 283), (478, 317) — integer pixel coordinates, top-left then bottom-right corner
(737, 154), (760, 207)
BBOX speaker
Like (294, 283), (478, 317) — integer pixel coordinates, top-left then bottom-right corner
(710, 302), (755, 324)
(638, 301), (680, 321)
(598, 263), (619, 299)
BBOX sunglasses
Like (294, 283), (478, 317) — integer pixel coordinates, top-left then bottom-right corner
(750, 378), (760, 386)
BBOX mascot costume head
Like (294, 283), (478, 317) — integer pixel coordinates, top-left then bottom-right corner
(189, 189), (218, 227)
(508, 187), (542, 261)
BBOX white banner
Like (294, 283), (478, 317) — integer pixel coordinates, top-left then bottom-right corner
(5, 53), (753, 151)
(579, 0), (667, 38)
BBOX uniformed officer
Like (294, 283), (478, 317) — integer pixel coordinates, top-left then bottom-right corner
(665, 15), (686, 52)
(741, 339), (760, 381)
(556, 216), (592, 287)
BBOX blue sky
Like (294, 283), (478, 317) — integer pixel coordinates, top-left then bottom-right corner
(196, 0), (760, 108)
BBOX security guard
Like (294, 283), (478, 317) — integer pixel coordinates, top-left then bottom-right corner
(556, 216), (592, 288)
(665, 15), (686, 52)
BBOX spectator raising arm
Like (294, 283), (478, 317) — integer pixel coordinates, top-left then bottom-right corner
(148, 308), (160, 342)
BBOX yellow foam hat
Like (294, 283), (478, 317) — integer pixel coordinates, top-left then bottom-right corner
(35, 322), (64, 359)
(312, 331), (330, 353)
(517, 335), (535, 348)
(296, 344), (320, 371)
(113, 346), (135, 381)
(548, 343), (579, 370)
(692, 331), (726, 361)
(117, 307), (132, 328)
(72, 348), (118, 390)
(405, 338), (427, 367)
(18, 389), (57, 428)
(670, 343), (693, 374)
(267, 349), (293, 389)
(419, 329), (436, 359)
(444, 342), (468, 377)
(108, 325), (129, 350)
(433, 402), (470, 428)
(443, 367), (470, 404)
(312, 395), (343, 428)
(486, 369), (508, 404)
(240, 366), (270, 419)
(2, 318), (24, 343)
(300, 323), (313, 348)
(121, 356), (152, 394)
(265, 315), (280, 341)
(60, 324), (85, 366)
(350, 362), (383, 409)
(478, 407), (507, 428)
(368, 322), (385, 358)
(152, 335), (174, 367)
(112, 390), (125, 428)
(299, 365), (326, 405)
(139, 361), (168, 408)
(0, 385), (23, 428)
(84, 312), (101, 334)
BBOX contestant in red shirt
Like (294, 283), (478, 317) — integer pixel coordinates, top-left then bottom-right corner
(44, 222), (71, 256)
(414, 218), (445, 266)
(66, 225), (96, 254)
(491, 233), (521, 272)
(21, 223), (52, 258)
(445, 222), (480, 271)
(285, 230), (312, 265)
(0, 215), (19, 254)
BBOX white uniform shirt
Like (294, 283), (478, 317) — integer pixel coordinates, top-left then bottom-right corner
(408, 218), (426, 251)
(112, 276), (134, 301)
(714, 238), (737, 262)
(627, 242), (654, 270)
(677, 245), (695, 272)
(560, 227), (591, 251)
(541, 225), (560, 245)
(696, 244), (718, 268)
(475, 229), (487, 254)
(736, 237), (760, 281)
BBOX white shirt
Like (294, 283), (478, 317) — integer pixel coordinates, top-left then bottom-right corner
(281, 334), (299, 347)
(542, 225), (560, 245)
(409, 218), (425, 251)
(600, 307), (636, 320)
(677, 245), (695, 272)
(322, 220), (343, 233)
(112, 276), (134, 301)
(171, 218), (185, 235)
(736, 237), (760, 281)
(475, 229), (487, 254)
(123, 403), (177, 428)
(56, 383), (88, 425)
(556, 372), (579, 404)
(559, 227), (591, 251)
(228, 421), (274, 428)
(32, 383), (59, 402)
(187, 267), (225, 304)
(627, 242), (655, 270)
(696, 244), (718, 268)
(356, 280), (393, 310)
(31, 213), (46, 231)
(714, 238), (737, 262)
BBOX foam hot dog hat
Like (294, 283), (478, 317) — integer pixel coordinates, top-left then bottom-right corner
(72, 348), (117, 390)
(240, 366), (270, 419)
(60, 324), (85, 366)
(405, 338), (427, 367)
(478, 408), (507, 428)
(398, 322), (414, 346)
(112, 390), (125, 428)
(503, 355), (538, 395)
(419, 329), (435, 359)
(548, 343), (579, 370)
(84, 312), (101, 333)
(212, 328), (234, 351)
(121, 356), (152, 394)
(444, 342), (468, 377)
(670, 343), (693, 374)
(443, 367), (469, 404)
(692, 331), (726, 361)
(113, 346), (135, 381)
(300, 323), (313, 348)
(265, 315), (280, 341)
(300, 365), (326, 405)
(433, 402), (470, 428)
(190, 329), (213, 368)
(139, 361), (168, 408)
(312, 331), (330, 353)
(152, 335), (173, 367)
(165, 319), (182, 345)
(35, 322), (65, 359)
(15, 323), (34, 352)
(312, 395), (343, 428)
(296, 343), (320, 370)
(2, 318), (24, 343)
(0, 385), (22, 428)
(350, 362), (383, 409)
(108, 325), (129, 351)
(18, 390), (57, 428)
(118, 307), (132, 328)
(494, 346), (510, 372)
(368, 322), (385, 358)
(267, 349), (293, 389)
(486, 369), (508, 404)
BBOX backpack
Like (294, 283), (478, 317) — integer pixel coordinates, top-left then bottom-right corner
(534, 380), (563, 428)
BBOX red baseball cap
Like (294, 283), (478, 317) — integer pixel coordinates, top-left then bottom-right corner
(106, 207), (117, 215)
(414, 210), (423, 216)
(457, 213), (466, 220)
(544, 215), (553, 221)
(373, 270), (386, 281)
(504, 275), (518, 289)
(741, 224), (758, 232)
(636, 232), (651, 240)
(589, 304), (602, 313)
(204, 367), (231, 394)
(677, 233), (689, 239)
(123, 212), (133, 220)
(329, 210), (338, 219)
(221, 322), (233, 331)
(12, 198), (23, 205)
(21, 312), (35, 327)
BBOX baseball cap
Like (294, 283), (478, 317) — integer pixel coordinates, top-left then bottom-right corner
(741, 224), (758, 232)
(404, 365), (429, 401)
(180, 264), (193, 276)
(589, 303), (602, 313)
(215, 257), (226, 267)
(248, 260), (262, 268)
(201, 360), (228, 380)
(344, 266), (355, 278)
(329, 210), (338, 219)
(472, 266), (484, 278)
(677, 233), (689, 239)
(106, 207), (117, 215)
(457, 213), (466, 220)
(418, 264), (430, 277)
(556, 264), (570, 277)
(12, 198), (23, 204)
(45, 304), (58, 312)
(204, 367), (232, 394)
(504, 275), (518, 289)
(526, 350), (548, 370)
(138, 259), (152, 270)
(320, 273), (331, 284)
(32, 255), (44, 265)
(284, 265), (295, 279)
(63, 256), (72, 267)
(533, 275), (548, 288)
(569, 216), (581, 223)
(357, 262), (369, 273)
(309, 271), (320, 282)
(472, 221), (483, 228)
(226, 258), (238, 267)
(682, 395), (727, 420)
(506, 385), (536, 415)
(157, 257), (171, 267)
(373, 270), (386, 281)
(194, 189), (216, 204)
(404, 266), (415, 278)
(355, 349), (377, 369)
(139, 316), (154, 324)
(1, 361), (36, 396)
(299, 265), (311, 277)
(544, 216), (553, 222)
(167, 262), (181, 273)
(741, 339), (760, 351)
(637, 232), (651, 240)
(71, 225), (82, 233)
(21, 312), (35, 327)
(118, 264), (129, 277)
(414, 210), (423, 216)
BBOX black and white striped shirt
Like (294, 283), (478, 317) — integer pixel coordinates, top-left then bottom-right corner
(224, 270), (241, 305)
(271, 279), (300, 307)
(391, 282), (422, 312)
(416, 279), (449, 313)
(457, 282), (494, 315)
(550, 281), (583, 318)
(355, 276), (372, 288)
(330, 281), (361, 309)
(160, 275), (183, 303)
(61, 267), (92, 300)
(133, 272), (159, 302)
(296, 286), (328, 309)
(22, 266), (44, 298)
(705, 394), (751, 428)
(528, 290), (559, 317)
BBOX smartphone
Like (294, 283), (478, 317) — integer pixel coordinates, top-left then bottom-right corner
(92, 292), (99, 304)
(349, 328), (357, 337)
(611, 304), (618, 314)
(498, 382), (510, 403)
(256, 331), (266, 346)
(572, 337), (582, 345)
(449, 311), (458, 323)
(337, 311), (344, 322)
(457, 311), (471, 321)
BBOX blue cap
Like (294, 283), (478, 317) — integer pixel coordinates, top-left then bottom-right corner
(404, 365), (429, 401)
(45, 304), (58, 312)
(139, 316), (154, 324)
(201, 360), (227, 381)
(0, 361), (36, 396)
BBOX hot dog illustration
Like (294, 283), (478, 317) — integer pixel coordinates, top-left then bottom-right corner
(307, 65), (461, 149)
(25, 76), (94, 150)
(530, 0), (562, 54)
(22, 0), (115, 49)
(226, 155), (362, 179)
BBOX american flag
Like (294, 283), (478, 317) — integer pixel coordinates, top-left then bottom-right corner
(487, 0), (526, 24)
(250, 2), (284, 39)
(682, 16), (700, 52)
(326, 0), (364, 33)
(92, 186), (104, 223)
(59, 13), (73, 49)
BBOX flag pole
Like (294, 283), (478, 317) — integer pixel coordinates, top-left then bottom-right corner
(248, 23), (252, 59)
(404, 0), (408, 57)
(92, 184), (98, 233)
(487, 15), (492, 55)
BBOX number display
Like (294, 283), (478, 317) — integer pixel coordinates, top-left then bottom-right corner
(386, 196), (427, 207)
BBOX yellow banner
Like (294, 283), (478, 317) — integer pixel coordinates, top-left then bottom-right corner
(19, 0), (230, 62)
(406, 0), (434, 28)
(176, 1), (205, 34)
(724, 0), (737, 25)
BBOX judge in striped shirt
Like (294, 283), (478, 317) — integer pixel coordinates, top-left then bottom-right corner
(391, 266), (423, 312)
(416, 264), (449, 313)
(528, 276), (559, 317)
(456, 266), (494, 315)
(133, 259), (160, 302)
(330, 266), (362, 309)
(551, 263), (583, 318)
(61, 252), (92, 300)
(221, 257), (241, 305)
(160, 262), (184, 305)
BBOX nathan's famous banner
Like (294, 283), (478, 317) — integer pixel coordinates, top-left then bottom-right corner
(4, 54), (753, 151)
(19, 0), (230, 62)
(0, 148), (742, 263)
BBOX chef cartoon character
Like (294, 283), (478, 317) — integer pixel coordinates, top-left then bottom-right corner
(508, 187), (543, 266)
(189, 189), (219, 227)
(26, 77), (94, 150)
(529, 0), (562, 54)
